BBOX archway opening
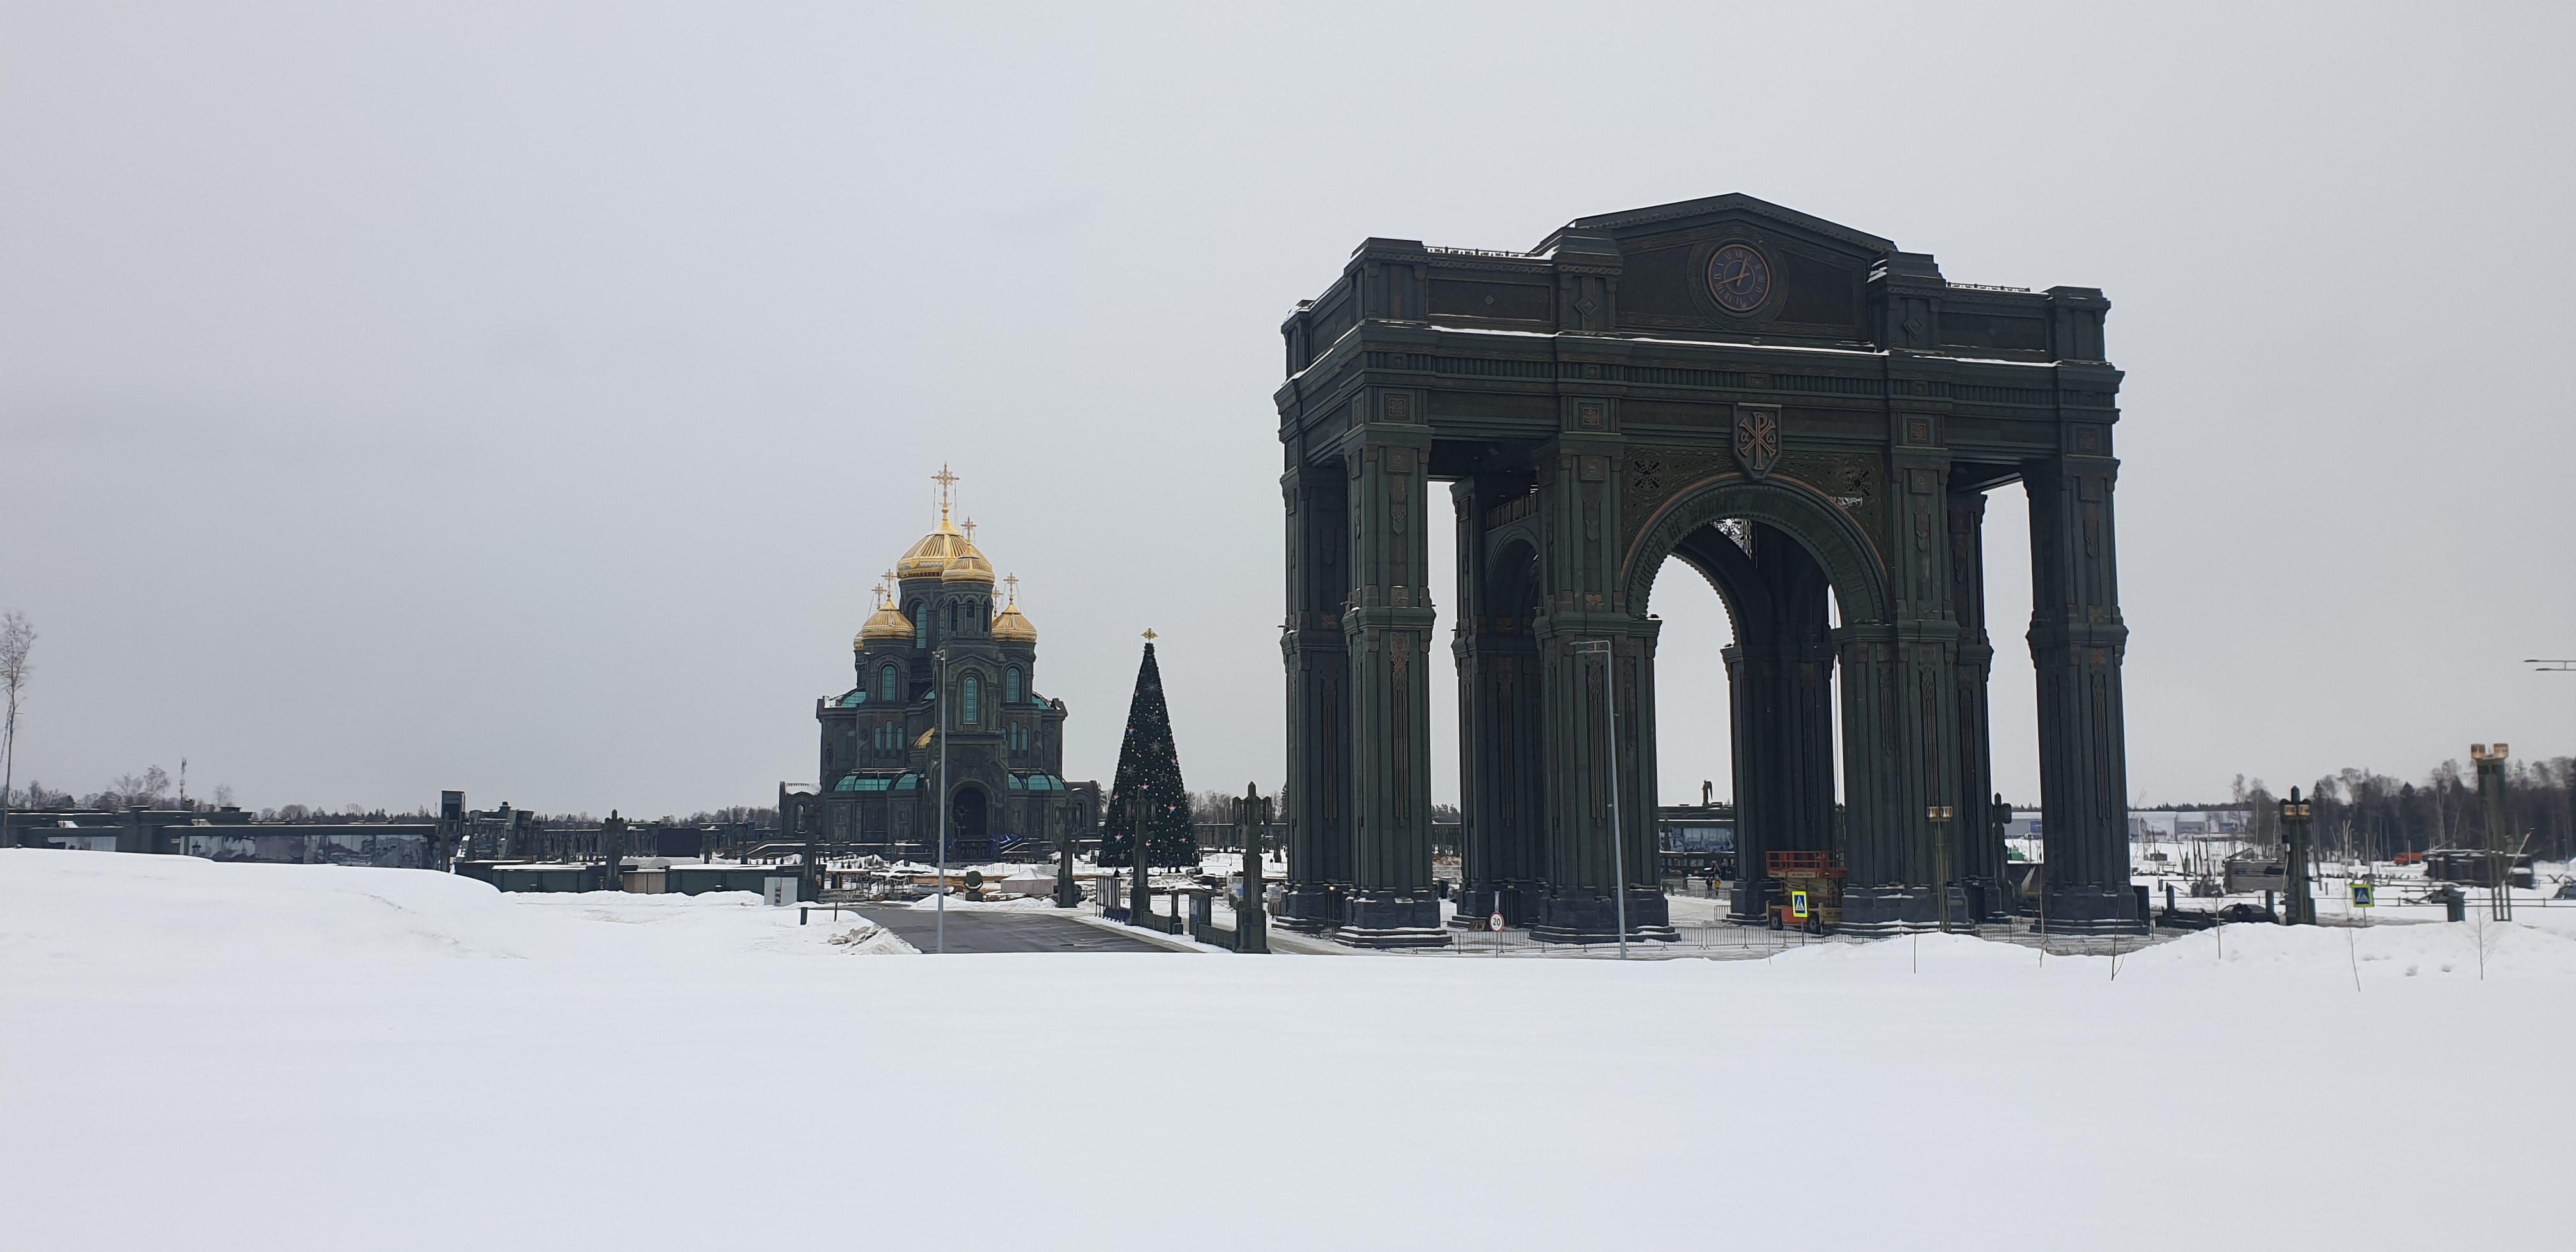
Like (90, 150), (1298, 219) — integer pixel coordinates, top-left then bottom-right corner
(1652, 544), (1739, 914)
(1630, 488), (1883, 926)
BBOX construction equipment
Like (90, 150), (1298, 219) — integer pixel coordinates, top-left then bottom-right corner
(1767, 850), (1844, 932)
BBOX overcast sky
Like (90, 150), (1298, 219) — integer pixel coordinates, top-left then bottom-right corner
(3, 2), (2569, 817)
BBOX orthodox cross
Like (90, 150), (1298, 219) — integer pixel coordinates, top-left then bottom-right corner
(1004, 573), (1020, 604)
(931, 463), (960, 519)
(963, 517), (977, 544)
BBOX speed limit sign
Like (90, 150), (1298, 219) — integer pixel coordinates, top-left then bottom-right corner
(1488, 911), (1505, 932)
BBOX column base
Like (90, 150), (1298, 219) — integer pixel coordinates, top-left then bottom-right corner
(1275, 883), (1347, 933)
(1728, 880), (1781, 924)
(1835, 885), (1982, 934)
(1325, 890), (1449, 947)
(2034, 884), (2147, 935)
(1234, 912), (1269, 954)
(1959, 878), (2012, 924)
(1527, 887), (1678, 943)
(1450, 880), (1540, 929)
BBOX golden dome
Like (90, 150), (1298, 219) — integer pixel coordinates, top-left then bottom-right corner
(894, 517), (965, 580)
(991, 577), (1037, 643)
(942, 535), (995, 584)
(856, 583), (914, 644)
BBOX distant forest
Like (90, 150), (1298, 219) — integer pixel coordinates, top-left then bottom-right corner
(2, 770), (773, 829)
(2141, 756), (2575, 860)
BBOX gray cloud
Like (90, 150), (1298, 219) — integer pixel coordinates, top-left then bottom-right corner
(3, 3), (2566, 815)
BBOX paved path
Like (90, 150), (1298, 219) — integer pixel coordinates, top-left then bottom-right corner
(850, 906), (1175, 954)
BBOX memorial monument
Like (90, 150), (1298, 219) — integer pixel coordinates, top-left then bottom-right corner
(1272, 193), (2138, 942)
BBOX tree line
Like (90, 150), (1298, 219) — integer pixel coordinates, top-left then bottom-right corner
(2148, 756), (2576, 861)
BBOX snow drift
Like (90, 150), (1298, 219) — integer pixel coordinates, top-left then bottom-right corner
(3, 849), (2569, 1252)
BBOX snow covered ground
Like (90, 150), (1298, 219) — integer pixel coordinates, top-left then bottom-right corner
(4, 848), (2570, 1251)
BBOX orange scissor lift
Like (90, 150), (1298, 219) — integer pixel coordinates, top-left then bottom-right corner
(1767, 850), (1846, 932)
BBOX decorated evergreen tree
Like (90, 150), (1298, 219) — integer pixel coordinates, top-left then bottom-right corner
(1100, 636), (1197, 869)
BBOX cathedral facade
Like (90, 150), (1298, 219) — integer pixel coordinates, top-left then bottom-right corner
(783, 470), (1082, 862)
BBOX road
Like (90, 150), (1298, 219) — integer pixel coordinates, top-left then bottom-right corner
(849, 906), (1176, 954)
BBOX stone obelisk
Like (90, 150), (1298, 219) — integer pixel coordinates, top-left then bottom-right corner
(1234, 783), (1271, 953)
(1128, 787), (1155, 930)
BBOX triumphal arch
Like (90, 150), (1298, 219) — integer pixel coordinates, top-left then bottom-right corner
(1273, 194), (2136, 945)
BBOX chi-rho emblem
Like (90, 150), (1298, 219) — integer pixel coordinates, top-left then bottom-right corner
(1734, 408), (1780, 478)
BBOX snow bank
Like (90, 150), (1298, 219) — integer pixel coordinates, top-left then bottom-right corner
(0, 848), (854, 968)
(906, 892), (1064, 911)
(3, 849), (2570, 1252)
(825, 922), (916, 955)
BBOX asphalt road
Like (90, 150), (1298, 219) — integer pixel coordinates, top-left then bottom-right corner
(849, 906), (1176, 954)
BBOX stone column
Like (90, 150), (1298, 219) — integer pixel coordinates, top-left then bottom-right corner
(2025, 450), (2138, 932)
(1278, 462), (1351, 929)
(1451, 478), (1544, 928)
(1333, 424), (1445, 945)
(1946, 490), (2007, 920)
(1832, 452), (1973, 933)
(1526, 431), (1671, 943)
(1234, 783), (1271, 952)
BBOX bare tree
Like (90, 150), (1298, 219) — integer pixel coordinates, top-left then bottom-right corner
(0, 611), (33, 848)
(100, 765), (172, 810)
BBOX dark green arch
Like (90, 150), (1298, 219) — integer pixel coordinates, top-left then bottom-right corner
(1620, 473), (1890, 625)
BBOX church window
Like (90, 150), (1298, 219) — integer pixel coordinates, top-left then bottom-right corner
(880, 665), (899, 703)
(908, 600), (926, 649)
(945, 603), (957, 636)
(962, 675), (981, 724)
(1006, 668), (1021, 703)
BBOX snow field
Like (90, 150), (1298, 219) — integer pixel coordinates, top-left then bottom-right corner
(3, 848), (2569, 1251)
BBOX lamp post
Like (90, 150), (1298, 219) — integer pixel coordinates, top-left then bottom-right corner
(2470, 742), (2513, 922)
(1572, 639), (1626, 959)
(2280, 788), (2314, 926)
(1928, 804), (1955, 934)
(935, 646), (949, 955)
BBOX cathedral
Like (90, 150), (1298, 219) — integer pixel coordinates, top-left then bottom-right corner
(784, 468), (1083, 862)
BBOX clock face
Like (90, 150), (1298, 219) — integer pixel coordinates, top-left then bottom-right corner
(1707, 243), (1772, 313)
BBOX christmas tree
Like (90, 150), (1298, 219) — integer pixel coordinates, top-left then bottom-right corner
(1099, 636), (1197, 869)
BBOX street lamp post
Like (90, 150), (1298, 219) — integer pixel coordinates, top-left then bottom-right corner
(2471, 742), (2513, 922)
(2280, 788), (2314, 926)
(1573, 639), (1626, 959)
(935, 646), (949, 955)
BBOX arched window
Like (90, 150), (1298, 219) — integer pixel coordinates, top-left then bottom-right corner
(1005, 668), (1021, 703)
(962, 675), (981, 724)
(880, 665), (898, 703)
(907, 600), (926, 649)
(944, 602), (957, 636)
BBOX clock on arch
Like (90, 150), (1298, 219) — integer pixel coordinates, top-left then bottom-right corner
(1706, 243), (1772, 313)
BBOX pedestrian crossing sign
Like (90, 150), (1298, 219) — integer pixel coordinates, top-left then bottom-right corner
(1790, 890), (1810, 920)
(2350, 883), (2374, 909)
